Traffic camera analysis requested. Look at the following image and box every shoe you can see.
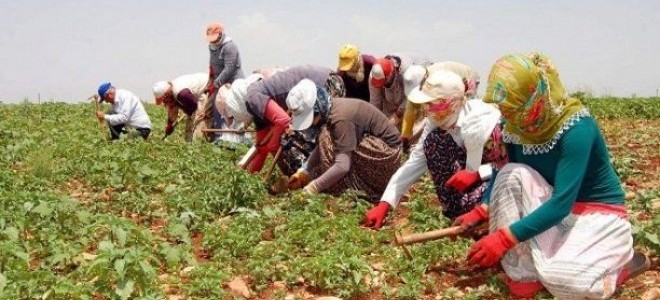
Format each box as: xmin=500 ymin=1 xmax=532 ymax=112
xmin=617 ymin=251 xmax=651 ymax=286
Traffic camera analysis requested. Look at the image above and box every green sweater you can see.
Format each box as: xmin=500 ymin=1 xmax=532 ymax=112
xmin=483 ymin=116 xmax=624 ymax=242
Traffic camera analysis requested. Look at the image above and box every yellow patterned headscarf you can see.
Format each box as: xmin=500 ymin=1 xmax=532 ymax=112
xmin=484 ymin=53 xmax=585 ymax=146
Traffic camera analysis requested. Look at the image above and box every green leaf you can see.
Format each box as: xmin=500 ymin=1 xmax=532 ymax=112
xmin=98 ymin=240 xmax=114 ymax=252
xmin=0 ymin=273 xmax=7 ymax=294
xmin=76 ymin=211 xmax=92 ymax=224
xmin=114 ymin=259 xmax=126 ymax=280
xmin=3 ymin=227 xmax=19 ymax=242
xmin=23 ymin=202 xmax=34 ymax=212
xmin=139 ymin=260 xmax=156 ymax=277
xmin=645 ymin=231 xmax=659 ymax=246
xmin=115 ymin=279 xmax=135 ymax=300
xmin=140 ymin=166 xmax=156 ymax=177
xmin=32 ymin=201 xmax=53 ymax=216
xmin=167 ymin=223 xmax=190 ymax=244
xmin=164 ymin=184 xmax=177 ymax=194
xmin=113 ymin=227 xmax=127 ymax=247
xmin=262 ymin=207 xmax=277 ymax=218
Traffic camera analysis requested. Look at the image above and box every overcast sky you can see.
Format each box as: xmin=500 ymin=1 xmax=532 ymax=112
xmin=1 ymin=0 xmax=659 ymax=103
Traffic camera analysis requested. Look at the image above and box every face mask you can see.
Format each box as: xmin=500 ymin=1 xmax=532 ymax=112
xmin=426 ymin=98 xmax=463 ymax=130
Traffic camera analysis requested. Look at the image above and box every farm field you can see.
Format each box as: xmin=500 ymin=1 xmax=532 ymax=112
xmin=0 ymin=98 xmax=658 ymax=299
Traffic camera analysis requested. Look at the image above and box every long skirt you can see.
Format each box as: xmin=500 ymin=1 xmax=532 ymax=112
xmin=312 ymin=127 xmax=402 ymax=201
xmin=490 ymin=163 xmax=633 ymax=299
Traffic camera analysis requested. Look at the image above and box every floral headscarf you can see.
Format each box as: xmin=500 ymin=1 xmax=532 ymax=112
xmin=484 ymin=53 xmax=587 ymax=153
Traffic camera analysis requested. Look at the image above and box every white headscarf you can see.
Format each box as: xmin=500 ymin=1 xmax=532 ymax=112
xmin=223 ymin=74 xmax=263 ymax=123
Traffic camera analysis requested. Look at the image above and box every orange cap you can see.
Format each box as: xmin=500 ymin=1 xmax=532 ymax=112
xmin=205 ymin=22 xmax=224 ymax=43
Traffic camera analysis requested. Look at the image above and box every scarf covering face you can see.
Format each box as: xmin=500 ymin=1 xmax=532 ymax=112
xmin=484 ymin=53 xmax=584 ymax=146
xmin=427 ymin=97 xmax=465 ymax=130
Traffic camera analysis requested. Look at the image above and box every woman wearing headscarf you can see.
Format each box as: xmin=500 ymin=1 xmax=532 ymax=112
xmin=369 ymin=54 xmax=429 ymax=148
xmin=153 ymin=73 xmax=209 ymax=142
xmin=336 ymin=44 xmax=377 ymax=101
xmin=222 ymin=65 xmax=344 ymax=173
xmin=286 ymin=80 xmax=402 ymax=201
xmin=458 ymin=53 xmax=646 ymax=299
xmin=400 ymin=61 xmax=481 ymax=149
xmin=363 ymin=67 xmax=505 ymax=229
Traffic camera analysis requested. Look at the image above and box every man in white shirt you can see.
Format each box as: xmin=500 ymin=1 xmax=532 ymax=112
xmin=96 ymin=82 xmax=152 ymax=140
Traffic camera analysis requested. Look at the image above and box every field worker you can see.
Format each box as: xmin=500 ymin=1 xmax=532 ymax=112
xmin=96 ymin=82 xmax=152 ymax=140
xmin=400 ymin=61 xmax=481 ymax=149
xmin=234 ymin=67 xmax=317 ymax=176
xmin=364 ymin=69 xmax=505 ymax=229
xmin=153 ymin=73 xmax=209 ymax=142
xmin=204 ymin=22 xmax=245 ymax=141
xmin=236 ymin=65 xmax=345 ymax=173
xmin=369 ymin=54 xmax=429 ymax=146
xmin=457 ymin=53 xmax=648 ymax=299
xmin=212 ymin=83 xmax=253 ymax=146
xmin=286 ymin=80 xmax=403 ymax=200
xmin=336 ymin=44 xmax=376 ymax=101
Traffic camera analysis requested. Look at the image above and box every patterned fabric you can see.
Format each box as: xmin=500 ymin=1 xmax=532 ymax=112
xmin=489 ymin=163 xmax=633 ymax=299
xmin=277 ymin=127 xmax=318 ymax=176
xmin=484 ymin=53 xmax=584 ymax=151
xmin=312 ymin=127 xmax=402 ymax=201
xmin=325 ymin=74 xmax=346 ymax=98
xmin=313 ymin=87 xmax=331 ymax=120
xmin=423 ymin=125 xmax=506 ymax=219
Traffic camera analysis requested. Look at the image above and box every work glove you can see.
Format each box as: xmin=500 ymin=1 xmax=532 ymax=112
xmin=363 ymin=201 xmax=391 ymax=229
xmin=445 ymin=169 xmax=481 ymax=193
xmin=287 ymin=171 xmax=310 ymax=190
xmin=452 ymin=204 xmax=488 ymax=231
xmin=165 ymin=122 xmax=174 ymax=136
xmin=467 ymin=228 xmax=516 ymax=268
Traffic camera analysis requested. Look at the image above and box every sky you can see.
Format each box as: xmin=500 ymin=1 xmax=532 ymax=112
xmin=0 ymin=0 xmax=659 ymax=103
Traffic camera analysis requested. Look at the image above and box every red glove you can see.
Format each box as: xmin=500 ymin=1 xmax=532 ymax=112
xmin=467 ymin=228 xmax=516 ymax=268
xmin=363 ymin=202 xmax=391 ymax=229
xmin=165 ymin=122 xmax=174 ymax=135
xmin=445 ymin=169 xmax=481 ymax=193
xmin=452 ymin=205 xmax=488 ymax=230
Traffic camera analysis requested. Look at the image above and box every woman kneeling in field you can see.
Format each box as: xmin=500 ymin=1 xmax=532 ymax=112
xmin=286 ymin=79 xmax=403 ymax=201
xmin=363 ymin=64 xmax=506 ymax=228
xmin=457 ymin=53 xmax=648 ymax=298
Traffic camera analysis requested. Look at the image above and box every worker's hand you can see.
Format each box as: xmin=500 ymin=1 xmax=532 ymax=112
xmin=362 ymin=201 xmax=391 ymax=229
xmin=467 ymin=228 xmax=516 ymax=268
xmin=95 ymin=111 xmax=105 ymax=120
xmin=288 ymin=171 xmax=310 ymax=190
xmin=389 ymin=114 xmax=400 ymax=126
xmin=204 ymin=80 xmax=215 ymax=96
xmin=445 ymin=169 xmax=481 ymax=193
xmin=452 ymin=204 xmax=488 ymax=231
xmin=303 ymin=181 xmax=319 ymax=195
xmin=165 ymin=123 xmax=174 ymax=135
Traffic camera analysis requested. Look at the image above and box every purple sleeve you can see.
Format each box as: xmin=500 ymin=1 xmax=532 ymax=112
xmin=313 ymin=152 xmax=352 ymax=191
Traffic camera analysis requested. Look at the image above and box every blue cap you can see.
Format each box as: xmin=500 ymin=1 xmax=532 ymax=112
xmin=97 ymin=82 xmax=112 ymax=100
